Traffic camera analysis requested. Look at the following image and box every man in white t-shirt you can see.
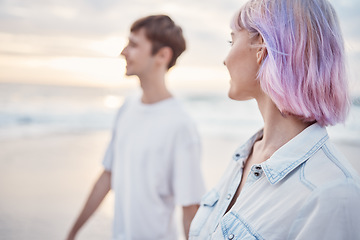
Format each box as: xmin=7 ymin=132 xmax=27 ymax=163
xmin=66 ymin=15 xmax=206 ymax=240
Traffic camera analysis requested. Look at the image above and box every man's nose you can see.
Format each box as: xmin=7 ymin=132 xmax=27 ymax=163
xmin=120 ymin=46 xmax=127 ymax=57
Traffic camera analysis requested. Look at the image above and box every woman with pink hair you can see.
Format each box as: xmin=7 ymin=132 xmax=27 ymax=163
xmin=189 ymin=0 xmax=360 ymax=239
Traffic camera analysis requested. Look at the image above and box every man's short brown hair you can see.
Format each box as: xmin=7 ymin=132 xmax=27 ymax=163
xmin=130 ymin=15 xmax=186 ymax=69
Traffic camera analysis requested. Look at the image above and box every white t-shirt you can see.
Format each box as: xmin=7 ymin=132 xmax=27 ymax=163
xmin=103 ymin=94 xmax=206 ymax=240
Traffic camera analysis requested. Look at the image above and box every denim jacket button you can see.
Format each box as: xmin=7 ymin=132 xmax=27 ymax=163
xmin=226 ymin=194 xmax=232 ymax=200
xmin=228 ymin=234 xmax=234 ymax=239
xmin=234 ymin=153 xmax=241 ymax=160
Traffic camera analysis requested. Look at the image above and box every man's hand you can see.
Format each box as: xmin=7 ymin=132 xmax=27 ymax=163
xmin=65 ymin=170 xmax=111 ymax=240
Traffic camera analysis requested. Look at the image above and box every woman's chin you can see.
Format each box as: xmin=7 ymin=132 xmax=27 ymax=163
xmin=228 ymin=92 xmax=241 ymax=101
xmin=228 ymin=91 xmax=252 ymax=101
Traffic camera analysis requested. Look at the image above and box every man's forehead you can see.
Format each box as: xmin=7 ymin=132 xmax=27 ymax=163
xmin=128 ymin=28 xmax=147 ymax=40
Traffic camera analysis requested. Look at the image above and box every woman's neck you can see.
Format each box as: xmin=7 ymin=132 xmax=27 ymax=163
xmin=255 ymin=94 xmax=311 ymax=161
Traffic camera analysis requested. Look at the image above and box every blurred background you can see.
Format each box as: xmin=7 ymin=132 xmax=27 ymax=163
xmin=0 ymin=0 xmax=359 ymax=239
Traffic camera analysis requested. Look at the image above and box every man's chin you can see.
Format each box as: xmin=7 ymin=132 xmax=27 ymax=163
xmin=125 ymin=72 xmax=134 ymax=76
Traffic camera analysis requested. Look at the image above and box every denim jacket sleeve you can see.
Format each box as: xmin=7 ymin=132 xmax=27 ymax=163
xmin=288 ymin=179 xmax=360 ymax=240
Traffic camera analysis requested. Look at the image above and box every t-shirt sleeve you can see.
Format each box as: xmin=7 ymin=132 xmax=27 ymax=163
xmin=172 ymin=122 xmax=207 ymax=206
xmin=102 ymin=133 xmax=115 ymax=171
xmin=102 ymin=98 xmax=129 ymax=171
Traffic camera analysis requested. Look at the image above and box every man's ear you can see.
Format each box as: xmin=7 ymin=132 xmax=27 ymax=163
xmin=156 ymin=46 xmax=173 ymax=67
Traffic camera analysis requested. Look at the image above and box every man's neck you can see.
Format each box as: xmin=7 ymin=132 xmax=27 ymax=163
xmin=141 ymin=88 xmax=172 ymax=104
xmin=139 ymin=74 xmax=172 ymax=104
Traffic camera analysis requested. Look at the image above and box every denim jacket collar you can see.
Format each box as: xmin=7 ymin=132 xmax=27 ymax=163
xmin=232 ymin=129 xmax=264 ymax=166
xmin=233 ymin=123 xmax=329 ymax=185
xmin=263 ymin=123 xmax=329 ymax=184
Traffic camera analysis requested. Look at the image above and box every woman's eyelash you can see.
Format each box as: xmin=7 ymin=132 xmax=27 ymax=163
xmin=228 ymin=40 xmax=233 ymax=46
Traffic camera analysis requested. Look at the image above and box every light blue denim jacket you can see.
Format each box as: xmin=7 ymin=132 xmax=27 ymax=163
xmin=189 ymin=123 xmax=360 ymax=240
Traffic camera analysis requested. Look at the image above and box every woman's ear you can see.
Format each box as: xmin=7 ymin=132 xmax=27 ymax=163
xmin=256 ymin=35 xmax=267 ymax=65
xmin=256 ymin=47 xmax=267 ymax=64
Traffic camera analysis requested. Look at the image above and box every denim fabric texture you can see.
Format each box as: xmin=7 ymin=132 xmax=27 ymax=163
xmin=189 ymin=123 xmax=360 ymax=240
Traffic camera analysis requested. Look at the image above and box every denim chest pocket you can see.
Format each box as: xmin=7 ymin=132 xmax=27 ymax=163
xmin=189 ymin=189 xmax=220 ymax=237
xmin=214 ymin=212 xmax=264 ymax=240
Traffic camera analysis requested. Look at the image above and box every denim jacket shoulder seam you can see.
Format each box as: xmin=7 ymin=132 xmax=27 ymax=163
xmin=299 ymin=162 xmax=316 ymax=190
xmin=322 ymin=144 xmax=352 ymax=179
xmin=265 ymin=134 xmax=329 ymax=184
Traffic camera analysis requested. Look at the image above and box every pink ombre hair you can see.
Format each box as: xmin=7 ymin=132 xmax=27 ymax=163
xmin=231 ymin=0 xmax=349 ymax=126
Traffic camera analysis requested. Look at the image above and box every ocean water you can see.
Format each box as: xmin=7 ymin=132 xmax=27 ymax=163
xmin=0 ymin=82 xmax=359 ymax=240
xmin=0 ymin=83 xmax=121 ymax=138
xmin=0 ymin=82 xmax=359 ymax=143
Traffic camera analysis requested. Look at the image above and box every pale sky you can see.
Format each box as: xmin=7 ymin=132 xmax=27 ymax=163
xmin=0 ymin=0 xmax=359 ymax=94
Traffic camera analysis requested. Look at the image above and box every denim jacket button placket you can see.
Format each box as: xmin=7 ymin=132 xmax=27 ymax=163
xmin=254 ymin=165 xmax=263 ymax=176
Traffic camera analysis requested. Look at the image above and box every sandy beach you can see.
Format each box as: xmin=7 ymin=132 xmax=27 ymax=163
xmin=0 ymin=130 xmax=359 ymax=240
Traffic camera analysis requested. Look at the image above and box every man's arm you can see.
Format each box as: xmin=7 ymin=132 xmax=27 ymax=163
xmin=182 ymin=204 xmax=200 ymax=240
xmin=66 ymin=170 xmax=111 ymax=240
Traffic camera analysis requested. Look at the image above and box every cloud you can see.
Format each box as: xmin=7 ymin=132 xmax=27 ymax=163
xmin=2 ymin=0 xmax=356 ymax=58
xmin=0 ymin=0 xmax=239 ymax=65
xmin=0 ymin=0 xmax=359 ymax=91
xmin=330 ymin=0 xmax=360 ymax=39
